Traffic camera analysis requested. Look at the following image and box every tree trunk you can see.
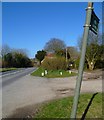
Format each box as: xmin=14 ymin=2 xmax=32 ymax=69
xmin=88 ymin=61 xmax=94 ymax=70
xmin=39 ymin=61 xmax=41 ymax=65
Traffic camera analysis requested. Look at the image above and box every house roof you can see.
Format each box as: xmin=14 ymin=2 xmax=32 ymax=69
xmin=46 ymin=53 xmax=55 ymax=57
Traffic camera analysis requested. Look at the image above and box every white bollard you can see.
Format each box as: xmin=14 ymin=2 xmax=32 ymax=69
xmin=60 ymin=72 xmax=63 ymax=75
xmin=69 ymin=70 xmax=72 ymax=74
xmin=41 ymin=72 xmax=44 ymax=77
xmin=70 ymin=64 xmax=73 ymax=67
xmin=45 ymin=70 xmax=48 ymax=75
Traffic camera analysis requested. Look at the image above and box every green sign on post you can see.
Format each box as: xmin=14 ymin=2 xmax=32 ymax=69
xmin=90 ymin=10 xmax=100 ymax=34
xmin=70 ymin=2 xmax=100 ymax=119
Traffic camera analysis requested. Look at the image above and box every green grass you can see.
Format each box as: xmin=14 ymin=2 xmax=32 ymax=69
xmin=0 ymin=68 xmax=17 ymax=72
xmin=31 ymin=67 xmax=77 ymax=78
xmin=34 ymin=93 xmax=103 ymax=118
xmin=31 ymin=67 xmax=45 ymax=76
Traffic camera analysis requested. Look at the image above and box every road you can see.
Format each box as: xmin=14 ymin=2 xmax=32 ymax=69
xmin=1 ymin=67 xmax=36 ymax=118
xmin=1 ymin=68 xmax=102 ymax=118
xmin=1 ymin=67 xmax=36 ymax=88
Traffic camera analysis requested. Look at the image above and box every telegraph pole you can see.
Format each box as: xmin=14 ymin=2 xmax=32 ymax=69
xmin=70 ymin=2 xmax=93 ymax=119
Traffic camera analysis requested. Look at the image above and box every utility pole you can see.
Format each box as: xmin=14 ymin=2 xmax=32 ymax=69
xmin=70 ymin=2 xmax=93 ymax=119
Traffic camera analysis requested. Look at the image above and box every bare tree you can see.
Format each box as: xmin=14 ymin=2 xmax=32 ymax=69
xmin=85 ymin=44 xmax=101 ymax=70
xmin=78 ymin=31 xmax=102 ymax=51
xmin=44 ymin=38 xmax=66 ymax=53
xmin=67 ymin=46 xmax=79 ymax=60
xmin=1 ymin=44 xmax=29 ymax=57
xmin=1 ymin=44 xmax=11 ymax=57
xmin=12 ymin=48 xmax=29 ymax=57
xmin=78 ymin=32 xmax=103 ymax=70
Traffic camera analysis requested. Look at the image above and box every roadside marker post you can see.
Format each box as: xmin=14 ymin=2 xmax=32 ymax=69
xmin=70 ymin=2 xmax=97 ymax=119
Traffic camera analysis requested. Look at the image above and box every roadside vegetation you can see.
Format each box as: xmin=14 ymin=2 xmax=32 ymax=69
xmin=78 ymin=32 xmax=104 ymax=70
xmin=31 ymin=67 xmax=77 ymax=78
xmin=33 ymin=34 xmax=104 ymax=78
xmin=34 ymin=93 xmax=103 ymax=118
xmin=0 ymin=45 xmax=34 ymax=69
xmin=0 ymin=68 xmax=17 ymax=72
xmin=35 ymin=33 xmax=104 ymax=71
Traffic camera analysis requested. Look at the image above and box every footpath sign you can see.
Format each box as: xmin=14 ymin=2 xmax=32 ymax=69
xmin=90 ymin=10 xmax=100 ymax=34
xmin=70 ymin=2 xmax=100 ymax=119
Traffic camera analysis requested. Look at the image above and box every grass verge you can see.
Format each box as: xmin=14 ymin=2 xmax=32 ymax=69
xmin=31 ymin=67 xmax=77 ymax=78
xmin=0 ymin=68 xmax=17 ymax=72
xmin=34 ymin=93 xmax=103 ymax=118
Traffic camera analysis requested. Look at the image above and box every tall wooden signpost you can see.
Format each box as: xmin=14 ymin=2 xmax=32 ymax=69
xmin=70 ymin=2 xmax=99 ymax=119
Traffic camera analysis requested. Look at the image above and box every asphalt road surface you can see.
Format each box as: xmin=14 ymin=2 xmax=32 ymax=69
xmin=1 ymin=67 xmax=36 ymax=118
xmin=1 ymin=69 xmax=102 ymax=118
xmin=1 ymin=67 xmax=36 ymax=88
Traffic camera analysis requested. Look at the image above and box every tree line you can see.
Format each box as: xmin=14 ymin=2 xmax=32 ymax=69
xmin=35 ymin=33 xmax=104 ymax=70
xmin=1 ymin=45 xmax=33 ymax=68
xmin=1 ymin=32 xmax=103 ymax=70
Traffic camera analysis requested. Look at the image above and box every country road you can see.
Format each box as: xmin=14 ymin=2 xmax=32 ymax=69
xmin=1 ymin=67 xmax=37 ymax=118
xmin=1 ymin=69 xmax=102 ymax=118
xmin=1 ymin=67 xmax=37 ymax=88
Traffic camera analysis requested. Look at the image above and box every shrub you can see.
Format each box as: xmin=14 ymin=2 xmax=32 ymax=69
xmin=41 ymin=57 xmax=67 ymax=70
xmin=74 ymin=57 xmax=87 ymax=70
xmin=2 ymin=52 xmax=33 ymax=68
xmin=74 ymin=58 xmax=80 ymax=69
xmin=95 ymin=60 xmax=104 ymax=69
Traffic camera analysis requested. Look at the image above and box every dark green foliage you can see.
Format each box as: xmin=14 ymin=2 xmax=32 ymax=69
xmin=74 ymin=57 xmax=87 ymax=70
xmin=74 ymin=57 xmax=80 ymax=69
xmin=2 ymin=52 xmax=33 ymax=68
xmin=35 ymin=50 xmax=46 ymax=65
xmin=3 ymin=53 xmax=13 ymax=67
xmin=55 ymin=49 xmax=70 ymax=59
xmin=13 ymin=53 xmax=33 ymax=68
xmin=95 ymin=60 xmax=104 ymax=69
xmin=41 ymin=57 xmax=67 ymax=70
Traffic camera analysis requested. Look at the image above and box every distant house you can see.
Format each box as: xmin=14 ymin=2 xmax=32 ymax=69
xmin=41 ymin=53 xmax=55 ymax=63
xmin=45 ymin=53 xmax=55 ymax=59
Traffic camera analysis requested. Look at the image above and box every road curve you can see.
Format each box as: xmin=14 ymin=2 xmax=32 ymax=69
xmin=2 ymin=67 xmax=36 ymax=88
xmin=1 ymin=69 xmax=102 ymax=118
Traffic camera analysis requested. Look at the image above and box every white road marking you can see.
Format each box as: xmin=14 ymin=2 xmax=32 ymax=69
xmin=0 ymin=68 xmax=36 ymax=78
xmin=0 ymin=69 xmax=24 ymax=78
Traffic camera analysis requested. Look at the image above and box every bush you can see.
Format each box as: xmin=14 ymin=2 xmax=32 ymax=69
xmin=74 ymin=57 xmax=88 ymax=70
xmin=95 ymin=60 xmax=104 ymax=69
xmin=2 ymin=52 xmax=33 ymax=68
xmin=74 ymin=58 xmax=80 ymax=69
xmin=41 ymin=57 xmax=67 ymax=70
